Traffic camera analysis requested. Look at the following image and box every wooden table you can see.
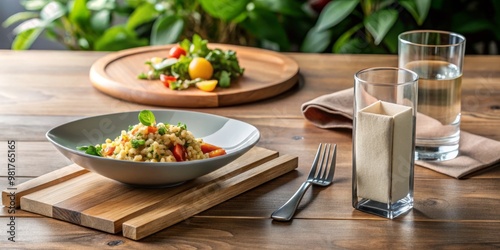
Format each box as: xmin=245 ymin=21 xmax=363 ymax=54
xmin=1 ymin=50 xmax=499 ymax=249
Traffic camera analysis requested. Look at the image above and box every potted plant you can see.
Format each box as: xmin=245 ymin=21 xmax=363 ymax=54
xmin=2 ymin=0 xmax=313 ymax=51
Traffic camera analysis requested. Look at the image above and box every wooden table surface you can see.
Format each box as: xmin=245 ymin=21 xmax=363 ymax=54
xmin=1 ymin=50 xmax=499 ymax=249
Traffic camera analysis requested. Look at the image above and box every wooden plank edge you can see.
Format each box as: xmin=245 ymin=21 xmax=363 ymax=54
xmin=2 ymin=164 xmax=89 ymax=208
xmin=20 ymin=196 xmax=54 ymax=218
xmin=122 ymin=154 xmax=298 ymax=240
xmin=0 ymin=207 xmax=41 ymax=217
xmin=80 ymin=147 xmax=279 ymax=233
xmin=20 ymin=173 xmax=99 ymax=218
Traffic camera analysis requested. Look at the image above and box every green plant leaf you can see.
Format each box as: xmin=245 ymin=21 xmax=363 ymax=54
xmin=399 ymin=0 xmax=430 ymax=25
xmin=69 ymin=0 xmax=91 ymax=26
xmin=126 ymin=2 xmax=159 ymax=30
xmin=150 ymin=15 xmax=184 ymax=45
xmin=40 ymin=1 xmax=65 ymax=22
xmin=253 ymin=0 xmax=306 ymax=17
xmin=124 ymin=0 xmax=145 ymax=8
xmin=333 ymin=23 xmax=363 ymax=53
xmin=199 ymin=0 xmax=249 ymax=21
xmin=12 ymin=27 xmax=44 ymax=50
xmin=316 ymin=0 xmax=359 ymax=32
xmin=240 ymin=8 xmax=290 ymax=51
xmin=90 ymin=10 xmax=111 ymax=33
xmin=364 ymin=9 xmax=398 ymax=45
xmin=376 ymin=0 xmax=396 ymax=10
xmin=334 ymin=37 xmax=366 ymax=54
xmin=87 ymin=0 xmax=116 ymax=10
xmin=2 ymin=12 xmax=39 ymax=28
xmin=78 ymin=37 xmax=90 ymax=49
xmin=21 ymin=0 xmax=52 ymax=11
xmin=15 ymin=2 xmax=65 ymax=51
xmin=382 ymin=19 xmax=405 ymax=54
xmin=415 ymin=0 xmax=431 ymax=23
xmin=13 ymin=18 xmax=43 ymax=34
xmin=300 ymin=26 xmax=333 ymax=53
xmin=95 ymin=25 xmax=148 ymax=51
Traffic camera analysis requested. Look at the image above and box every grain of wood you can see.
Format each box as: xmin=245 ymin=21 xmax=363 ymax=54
xmin=79 ymin=147 xmax=279 ymax=233
xmin=89 ymin=44 xmax=299 ymax=107
xmin=122 ymin=154 xmax=298 ymax=240
xmin=3 ymin=147 xmax=282 ymax=234
xmin=1 ymin=50 xmax=500 ymax=248
xmin=6 ymin=217 xmax=500 ymax=249
xmin=1 ymin=164 xmax=88 ymax=208
xmin=20 ymin=173 xmax=102 ymax=217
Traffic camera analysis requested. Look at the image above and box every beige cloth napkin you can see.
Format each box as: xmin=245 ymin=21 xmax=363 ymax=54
xmin=302 ymin=88 xmax=500 ymax=179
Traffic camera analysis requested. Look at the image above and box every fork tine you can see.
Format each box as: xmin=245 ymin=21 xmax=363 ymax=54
xmin=308 ymin=143 xmax=323 ymax=179
xmin=314 ymin=143 xmax=328 ymax=180
xmin=317 ymin=143 xmax=331 ymax=180
xmin=326 ymin=144 xmax=337 ymax=181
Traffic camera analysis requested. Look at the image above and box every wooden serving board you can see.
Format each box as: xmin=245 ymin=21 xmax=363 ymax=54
xmin=2 ymin=147 xmax=297 ymax=240
xmin=90 ymin=44 xmax=300 ymax=107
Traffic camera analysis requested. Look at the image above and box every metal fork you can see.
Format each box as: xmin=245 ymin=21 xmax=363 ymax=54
xmin=271 ymin=143 xmax=337 ymax=221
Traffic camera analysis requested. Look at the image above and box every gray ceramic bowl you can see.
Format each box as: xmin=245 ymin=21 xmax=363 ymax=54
xmin=46 ymin=110 xmax=260 ymax=187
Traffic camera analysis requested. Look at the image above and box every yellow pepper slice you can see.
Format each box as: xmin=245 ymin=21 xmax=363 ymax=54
xmin=196 ymin=80 xmax=218 ymax=92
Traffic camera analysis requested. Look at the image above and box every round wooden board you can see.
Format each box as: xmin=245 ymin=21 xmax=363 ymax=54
xmin=89 ymin=44 xmax=300 ymax=108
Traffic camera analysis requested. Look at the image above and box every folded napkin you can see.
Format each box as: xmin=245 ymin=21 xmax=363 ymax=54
xmin=302 ymin=88 xmax=500 ymax=179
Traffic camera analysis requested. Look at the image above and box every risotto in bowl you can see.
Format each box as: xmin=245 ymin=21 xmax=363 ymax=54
xmin=99 ymin=121 xmax=209 ymax=162
xmin=46 ymin=110 xmax=260 ymax=187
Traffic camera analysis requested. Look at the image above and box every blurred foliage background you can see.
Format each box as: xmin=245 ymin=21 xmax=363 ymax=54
xmin=3 ymin=0 xmax=500 ymax=54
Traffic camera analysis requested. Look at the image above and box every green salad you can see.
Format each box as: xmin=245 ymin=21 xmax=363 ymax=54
xmin=138 ymin=35 xmax=244 ymax=91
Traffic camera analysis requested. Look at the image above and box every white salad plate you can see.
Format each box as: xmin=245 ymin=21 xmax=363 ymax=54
xmin=46 ymin=110 xmax=260 ymax=187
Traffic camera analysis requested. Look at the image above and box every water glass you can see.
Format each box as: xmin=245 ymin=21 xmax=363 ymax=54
xmin=398 ymin=30 xmax=466 ymax=161
xmin=352 ymin=67 xmax=418 ymax=219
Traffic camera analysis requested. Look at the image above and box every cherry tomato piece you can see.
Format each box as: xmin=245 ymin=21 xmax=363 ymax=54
xmin=200 ymin=142 xmax=222 ymax=154
xmin=160 ymin=74 xmax=177 ymax=88
xmin=103 ymin=146 xmax=116 ymax=156
xmin=147 ymin=126 xmax=158 ymax=134
xmin=169 ymin=45 xmax=186 ymax=59
xmin=172 ymin=144 xmax=186 ymax=162
xmin=208 ymin=148 xmax=226 ymax=158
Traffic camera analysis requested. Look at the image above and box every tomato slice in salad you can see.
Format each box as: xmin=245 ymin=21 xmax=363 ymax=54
xmin=103 ymin=146 xmax=116 ymax=156
xmin=147 ymin=126 xmax=158 ymax=134
xmin=208 ymin=148 xmax=226 ymax=158
xmin=160 ymin=74 xmax=177 ymax=88
xmin=168 ymin=45 xmax=186 ymax=59
xmin=201 ymin=143 xmax=222 ymax=154
xmin=172 ymin=144 xmax=186 ymax=162
xmin=201 ymin=143 xmax=227 ymax=158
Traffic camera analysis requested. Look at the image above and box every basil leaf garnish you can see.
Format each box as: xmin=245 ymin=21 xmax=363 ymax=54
xmin=138 ymin=110 xmax=155 ymax=126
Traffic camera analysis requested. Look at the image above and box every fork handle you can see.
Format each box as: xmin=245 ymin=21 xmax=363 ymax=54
xmin=271 ymin=181 xmax=312 ymax=221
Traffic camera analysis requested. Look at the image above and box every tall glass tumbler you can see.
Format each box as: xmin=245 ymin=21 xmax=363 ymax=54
xmin=398 ymin=30 xmax=466 ymax=161
xmin=352 ymin=67 xmax=418 ymax=219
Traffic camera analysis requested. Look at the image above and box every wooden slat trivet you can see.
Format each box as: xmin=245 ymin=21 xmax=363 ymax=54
xmin=1 ymin=147 xmax=298 ymax=240
xmin=76 ymin=146 xmax=278 ymax=233
xmin=123 ymin=154 xmax=298 ymax=240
